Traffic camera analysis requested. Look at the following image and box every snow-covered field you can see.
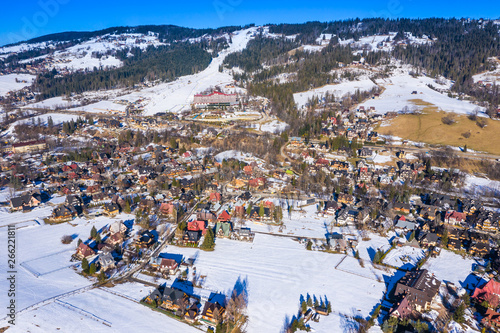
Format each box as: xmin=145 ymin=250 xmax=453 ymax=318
xmin=164 ymin=234 xmax=386 ymax=332
xmin=464 ymin=174 xmax=500 ymax=196
xmin=5 ymin=287 xmax=201 ymax=333
xmin=23 ymin=96 xmax=80 ymax=110
xmin=423 ymin=250 xmax=479 ymax=289
xmin=214 ymin=150 xmax=265 ymax=165
xmin=247 ymin=119 xmax=289 ymax=134
xmin=69 ymin=100 xmax=128 ymax=114
xmin=293 ymin=78 xmax=377 ymax=109
xmin=382 ymin=246 xmax=425 ymax=270
xmin=363 ymin=72 xmax=484 ymax=116
xmin=1 ymin=113 xmax=80 ymax=137
xmin=0 ymin=73 xmax=35 ymax=97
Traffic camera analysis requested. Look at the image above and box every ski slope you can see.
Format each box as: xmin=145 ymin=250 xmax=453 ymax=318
xmin=119 ymin=27 xmax=259 ymax=115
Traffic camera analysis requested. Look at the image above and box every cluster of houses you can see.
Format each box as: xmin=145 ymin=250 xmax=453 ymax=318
xmin=73 ymin=220 xmax=131 ymax=272
xmin=319 ymin=106 xmax=384 ymax=143
xmin=144 ymin=285 xmax=227 ymax=325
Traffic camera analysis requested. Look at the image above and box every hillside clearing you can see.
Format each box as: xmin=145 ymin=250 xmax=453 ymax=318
xmin=376 ymin=102 xmax=500 ymax=155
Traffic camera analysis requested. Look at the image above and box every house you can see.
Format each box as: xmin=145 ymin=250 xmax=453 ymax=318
xmin=394 ymin=202 xmax=411 ymax=214
xmin=395 ymin=216 xmax=418 ymax=231
xmin=12 ymin=140 xmax=47 ymax=153
xmin=75 ymin=242 xmax=96 ymax=260
xmin=337 ymin=193 xmax=355 ymax=205
xmin=98 ymin=252 xmax=115 ymax=271
xmin=10 ymin=193 xmax=42 ymax=211
xmin=184 ymin=304 xmax=199 ymax=323
xmin=136 ymin=231 xmax=155 ymax=247
xmin=103 ymin=202 xmax=120 ymax=216
xmin=417 ymin=232 xmax=439 ymax=248
xmin=389 ymin=295 xmax=413 ymax=320
xmin=201 ymin=301 xmax=225 ymax=324
xmin=210 ymin=192 xmax=222 ymax=203
xmin=183 ymin=230 xmax=201 ymax=244
xmin=150 ymin=257 xmax=181 ymax=275
xmin=234 ymin=228 xmax=255 ymax=242
xmin=187 ymin=220 xmax=207 ymax=235
xmin=473 ymin=279 xmax=500 ymax=306
xmin=393 ymin=269 xmax=441 ymax=313
xmin=106 ymin=232 xmax=124 ymax=246
xmin=217 ymin=210 xmax=231 ymax=222
xmin=323 ymin=201 xmax=338 ymax=216
xmin=215 ymin=222 xmax=232 ymax=238
xmin=419 ymin=205 xmax=438 ymax=221
xmin=51 ymin=204 xmax=78 ymax=221
xmin=109 ymin=220 xmax=127 ymax=235
xmin=481 ymin=308 xmax=500 ymax=330
xmin=158 ymin=287 xmax=188 ymax=312
xmin=445 ymin=211 xmax=467 ymax=225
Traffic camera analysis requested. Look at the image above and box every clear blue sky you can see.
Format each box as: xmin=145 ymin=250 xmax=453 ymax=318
xmin=1 ymin=0 xmax=499 ymax=46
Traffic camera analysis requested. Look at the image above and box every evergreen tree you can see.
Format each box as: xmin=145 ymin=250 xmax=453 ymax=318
xmin=307 ymin=293 xmax=312 ymax=307
xmin=246 ymin=204 xmax=252 ymax=216
xmin=98 ymin=270 xmax=106 ymax=283
xmin=47 ymin=116 xmax=54 ymax=128
xmin=201 ymin=228 xmax=215 ymax=250
xmin=301 ymin=300 xmax=307 ymax=313
xmin=90 ymin=226 xmax=97 ymax=239
xmin=82 ymin=257 xmax=89 ymax=273
xmin=306 ymin=294 xmax=312 ymax=307
xmin=89 ymin=262 xmax=96 ymax=275
xmin=124 ymin=200 xmax=131 ymax=214
xmin=259 ymin=204 xmax=265 ymax=217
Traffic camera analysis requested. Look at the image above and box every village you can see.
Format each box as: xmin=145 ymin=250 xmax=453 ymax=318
xmin=0 ymin=82 xmax=499 ymax=333
xmin=1 ymin=19 xmax=500 ymax=333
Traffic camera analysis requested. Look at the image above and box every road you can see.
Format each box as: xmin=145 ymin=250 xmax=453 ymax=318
xmin=112 ymin=197 xmax=206 ymax=282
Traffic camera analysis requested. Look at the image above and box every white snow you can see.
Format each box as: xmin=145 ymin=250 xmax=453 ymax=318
xmin=293 ymin=78 xmax=378 ymax=109
xmin=464 ymin=174 xmax=500 ymax=196
xmin=423 ymin=250 xmax=478 ymax=289
xmin=0 ymin=73 xmax=35 ymax=97
xmin=69 ymin=100 xmax=128 ymax=114
xmin=23 ymin=96 xmax=79 ymax=110
xmin=1 ymin=113 xmax=81 ymax=137
xmin=382 ymin=246 xmax=425 ymax=269
xmin=363 ymin=72 xmax=484 ymax=116
xmin=164 ymin=234 xmax=386 ymax=332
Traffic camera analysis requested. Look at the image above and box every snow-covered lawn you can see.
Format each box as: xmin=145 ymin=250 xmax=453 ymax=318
xmin=0 ymin=212 xmax=134 ymax=312
xmin=382 ymin=246 xmax=425 ymax=270
xmin=164 ymin=234 xmax=386 ymax=332
xmin=356 ymin=234 xmax=392 ymax=262
xmin=422 ymin=250 xmax=479 ymax=289
xmin=464 ymin=174 xmax=500 ymax=196
xmin=0 ymin=73 xmax=35 ymax=97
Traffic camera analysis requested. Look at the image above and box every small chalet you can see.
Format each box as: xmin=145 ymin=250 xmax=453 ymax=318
xmin=104 ymin=202 xmax=120 ymax=216
xmin=75 ymin=242 xmax=96 ymax=260
xmin=10 ymin=193 xmax=42 ymax=211
xmin=201 ymin=301 xmax=225 ymax=324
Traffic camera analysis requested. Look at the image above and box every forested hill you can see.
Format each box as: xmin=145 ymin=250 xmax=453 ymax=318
xmin=4 ymin=24 xmax=247 ymax=46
